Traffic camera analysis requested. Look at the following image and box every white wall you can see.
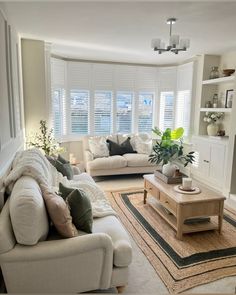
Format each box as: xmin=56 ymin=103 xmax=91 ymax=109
xmin=21 ymin=39 xmax=50 ymax=136
xmin=0 ymin=7 xmax=24 ymax=178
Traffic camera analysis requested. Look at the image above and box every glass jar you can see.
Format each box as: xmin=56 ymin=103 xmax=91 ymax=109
xmin=205 ymin=101 xmax=212 ymax=108
xmin=213 ymin=94 xmax=218 ymax=108
xmin=209 ymin=66 xmax=220 ymax=79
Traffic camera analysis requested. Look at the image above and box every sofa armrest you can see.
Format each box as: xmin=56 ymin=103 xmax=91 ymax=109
xmin=0 ymin=233 xmax=113 ymax=292
xmin=84 ymin=150 xmax=94 ymax=162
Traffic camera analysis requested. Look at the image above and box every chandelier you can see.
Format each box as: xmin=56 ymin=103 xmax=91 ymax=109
xmin=151 ymin=18 xmax=190 ymax=54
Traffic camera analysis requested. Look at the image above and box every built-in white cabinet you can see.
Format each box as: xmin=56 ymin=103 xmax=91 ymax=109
xmin=191 ymin=136 xmax=227 ymax=191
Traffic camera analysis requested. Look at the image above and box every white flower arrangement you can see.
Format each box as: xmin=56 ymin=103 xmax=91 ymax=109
xmin=203 ymin=112 xmax=224 ymax=123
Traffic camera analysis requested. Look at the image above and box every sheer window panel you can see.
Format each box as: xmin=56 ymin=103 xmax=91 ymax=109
xmin=70 ymin=90 xmax=89 ymax=135
xmin=116 ymin=92 xmax=133 ymax=134
xmin=94 ymin=91 xmax=113 ymax=135
xmin=138 ymin=92 xmax=154 ymax=133
xmin=159 ymin=91 xmax=174 ymax=131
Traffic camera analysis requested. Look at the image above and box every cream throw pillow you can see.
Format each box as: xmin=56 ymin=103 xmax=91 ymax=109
xmin=135 ymin=136 xmax=153 ymax=155
xmin=88 ymin=137 xmax=109 ymax=158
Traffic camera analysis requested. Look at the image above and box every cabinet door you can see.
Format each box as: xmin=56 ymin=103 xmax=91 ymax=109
xmin=192 ymin=139 xmax=210 ymax=177
xmin=209 ymin=143 xmax=226 ymax=186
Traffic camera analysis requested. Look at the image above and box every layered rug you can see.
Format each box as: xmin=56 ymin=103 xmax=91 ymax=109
xmin=106 ymin=190 xmax=236 ymax=294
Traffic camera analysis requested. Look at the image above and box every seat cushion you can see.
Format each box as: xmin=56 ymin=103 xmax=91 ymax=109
xmin=88 ymin=156 xmax=127 ymax=170
xmin=123 ymin=153 xmax=155 ymax=167
xmin=9 ymin=176 xmax=49 ymax=245
xmin=93 ymin=215 xmax=132 ymax=267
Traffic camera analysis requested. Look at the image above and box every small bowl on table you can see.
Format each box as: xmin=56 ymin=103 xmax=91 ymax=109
xmin=223 ymin=69 xmax=235 ymax=77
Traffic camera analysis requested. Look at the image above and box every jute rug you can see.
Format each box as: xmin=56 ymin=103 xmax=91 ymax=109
xmin=106 ymin=190 xmax=236 ymax=294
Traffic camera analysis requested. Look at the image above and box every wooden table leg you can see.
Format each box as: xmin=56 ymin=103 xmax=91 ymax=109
xmin=176 ymin=204 xmax=184 ymax=240
xmin=218 ymin=200 xmax=224 ymax=234
xmin=144 ymin=189 xmax=147 ymax=204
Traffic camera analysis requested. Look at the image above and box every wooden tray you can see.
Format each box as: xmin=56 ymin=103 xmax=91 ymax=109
xmin=154 ymin=169 xmax=187 ymax=184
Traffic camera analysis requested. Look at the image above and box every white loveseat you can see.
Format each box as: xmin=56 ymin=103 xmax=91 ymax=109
xmin=0 ymin=159 xmax=132 ymax=293
xmin=83 ymin=133 xmax=156 ymax=177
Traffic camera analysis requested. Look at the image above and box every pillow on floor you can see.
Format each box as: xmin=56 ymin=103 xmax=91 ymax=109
xmin=59 ymin=183 xmax=93 ymax=233
xmin=106 ymin=137 xmax=136 ymax=156
xmin=41 ymin=184 xmax=77 ymax=238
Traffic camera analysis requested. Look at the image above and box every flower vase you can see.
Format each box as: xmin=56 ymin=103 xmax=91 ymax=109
xmin=207 ymin=123 xmax=218 ymax=136
xmin=162 ymin=162 xmax=178 ymax=177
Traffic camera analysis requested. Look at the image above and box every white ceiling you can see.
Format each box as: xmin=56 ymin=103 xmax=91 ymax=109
xmin=3 ymin=1 xmax=236 ymax=65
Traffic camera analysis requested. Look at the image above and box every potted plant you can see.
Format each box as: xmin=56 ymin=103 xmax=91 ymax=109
xmin=27 ymin=120 xmax=65 ymax=156
xmin=149 ymin=127 xmax=195 ymax=177
xmin=203 ymin=112 xmax=224 ymax=136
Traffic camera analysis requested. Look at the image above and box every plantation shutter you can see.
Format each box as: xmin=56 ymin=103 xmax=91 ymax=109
xmin=138 ymin=92 xmax=154 ymax=133
xmin=175 ymin=62 xmax=193 ymax=136
xmin=67 ymin=62 xmax=91 ymax=135
xmin=51 ymin=58 xmax=66 ymax=137
xmin=158 ymin=67 xmax=176 ymax=132
xmin=159 ymin=91 xmax=174 ymax=131
xmin=93 ymin=64 xmax=113 ymax=135
xmin=114 ymin=65 xmax=135 ymax=133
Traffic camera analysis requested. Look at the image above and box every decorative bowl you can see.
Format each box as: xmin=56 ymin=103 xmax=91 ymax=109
xmin=223 ymin=69 xmax=235 ymax=77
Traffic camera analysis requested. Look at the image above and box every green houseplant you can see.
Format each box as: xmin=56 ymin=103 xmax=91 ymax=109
xmin=27 ymin=120 xmax=65 ymax=156
xmin=149 ymin=127 xmax=195 ymax=177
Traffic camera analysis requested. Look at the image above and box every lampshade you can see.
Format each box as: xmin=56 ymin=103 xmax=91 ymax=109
xmin=180 ymin=39 xmax=190 ymax=49
xmin=170 ymin=35 xmax=180 ymax=47
xmin=151 ymin=38 xmax=161 ymax=49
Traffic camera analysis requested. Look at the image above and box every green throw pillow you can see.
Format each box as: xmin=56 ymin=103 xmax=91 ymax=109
xmin=58 ymin=154 xmax=69 ymax=164
xmin=59 ymin=183 xmax=93 ymax=233
xmin=47 ymin=156 xmax=74 ymax=180
xmin=59 ymin=182 xmax=73 ymax=200
xmin=55 ymin=161 xmax=74 ymax=180
xmin=67 ymin=189 xmax=93 ymax=233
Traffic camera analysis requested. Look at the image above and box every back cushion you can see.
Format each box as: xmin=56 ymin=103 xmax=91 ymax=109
xmin=9 ymin=176 xmax=49 ymax=245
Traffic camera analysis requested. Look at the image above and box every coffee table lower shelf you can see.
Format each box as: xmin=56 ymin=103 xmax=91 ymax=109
xmin=148 ymin=197 xmax=218 ymax=235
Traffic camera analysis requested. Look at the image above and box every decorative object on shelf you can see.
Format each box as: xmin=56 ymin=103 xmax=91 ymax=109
xmin=151 ymin=18 xmax=190 ymax=55
xmin=223 ymin=69 xmax=235 ymax=77
xmin=27 ymin=120 xmax=65 ymax=156
xmin=203 ymin=112 xmax=224 ymax=136
xmin=217 ymin=130 xmax=226 ymax=137
xmin=149 ymin=127 xmax=195 ymax=178
xmin=209 ymin=66 xmax=220 ymax=79
xmin=205 ymin=101 xmax=212 ymax=108
xmin=212 ymin=94 xmax=218 ymax=108
xmin=225 ymin=89 xmax=234 ymax=108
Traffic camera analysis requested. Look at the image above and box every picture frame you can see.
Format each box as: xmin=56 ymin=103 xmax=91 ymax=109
xmin=225 ymin=89 xmax=234 ymax=108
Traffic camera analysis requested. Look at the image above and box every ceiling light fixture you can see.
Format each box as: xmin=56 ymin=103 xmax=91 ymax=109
xmin=151 ymin=18 xmax=190 ymax=54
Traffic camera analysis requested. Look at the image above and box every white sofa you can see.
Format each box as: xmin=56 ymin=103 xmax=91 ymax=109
xmin=0 ymin=165 xmax=132 ymax=293
xmin=83 ymin=133 xmax=156 ymax=177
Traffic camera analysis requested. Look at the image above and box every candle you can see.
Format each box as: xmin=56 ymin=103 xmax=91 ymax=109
xmin=182 ymin=178 xmax=192 ymax=190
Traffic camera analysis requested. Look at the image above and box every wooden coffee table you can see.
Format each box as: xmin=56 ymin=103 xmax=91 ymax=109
xmin=143 ymin=174 xmax=226 ymax=240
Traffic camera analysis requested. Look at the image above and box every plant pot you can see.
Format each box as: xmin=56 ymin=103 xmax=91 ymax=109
xmin=207 ymin=123 xmax=219 ymax=136
xmin=162 ymin=162 xmax=178 ymax=177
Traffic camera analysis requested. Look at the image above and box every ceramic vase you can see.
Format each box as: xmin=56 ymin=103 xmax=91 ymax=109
xmin=207 ymin=123 xmax=218 ymax=136
xmin=162 ymin=162 xmax=178 ymax=177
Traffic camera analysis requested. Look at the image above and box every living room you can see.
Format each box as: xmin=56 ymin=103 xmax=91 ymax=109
xmin=0 ymin=1 xmax=236 ymax=294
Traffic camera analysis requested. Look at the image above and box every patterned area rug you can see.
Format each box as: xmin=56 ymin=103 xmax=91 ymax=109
xmin=107 ymin=190 xmax=236 ymax=294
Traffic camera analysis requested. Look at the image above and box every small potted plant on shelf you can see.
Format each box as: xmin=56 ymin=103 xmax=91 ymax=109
xmin=149 ymin=127 xmax=195 ymax=178
xmin=203 ymin=112 xmax=224 ymax=136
